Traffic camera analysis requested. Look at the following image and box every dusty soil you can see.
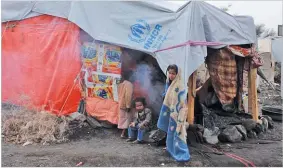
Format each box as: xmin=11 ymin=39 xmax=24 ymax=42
xmin=2 ymin=122 xmax=282 ymax=167
xmin=2 ymin=82 xmax=282 ymax=167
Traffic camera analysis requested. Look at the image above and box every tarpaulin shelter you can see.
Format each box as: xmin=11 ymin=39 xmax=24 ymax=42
xmin=2 ymin=1 xmax=258 ymax=124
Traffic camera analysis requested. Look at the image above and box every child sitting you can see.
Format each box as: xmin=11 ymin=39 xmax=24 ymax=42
xmin=127 ymin=97 xmax=152 ymax=144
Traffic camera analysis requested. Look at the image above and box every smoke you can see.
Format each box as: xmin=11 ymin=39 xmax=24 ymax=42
xmin=121 ymin=49 xmax=166 ymax=117
xmin=130 ymin=62 xmax=165 ymax=117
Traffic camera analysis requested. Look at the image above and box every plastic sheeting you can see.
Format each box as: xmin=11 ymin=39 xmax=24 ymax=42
xmin=86 ymin=97 xmax=119 ymax=124
xmin=2 ymin=15 xmax=82 ymax=115
xmin=1 ymin=1 xmax=257 ymax=85
xmin=271 ymin=37 xmax=283 ymax=62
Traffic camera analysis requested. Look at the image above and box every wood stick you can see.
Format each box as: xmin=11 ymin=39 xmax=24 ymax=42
xmin=187 ymin=71 xmax=197 ymax=124
xmin=248 ymin=66 xmax=259 ymax=122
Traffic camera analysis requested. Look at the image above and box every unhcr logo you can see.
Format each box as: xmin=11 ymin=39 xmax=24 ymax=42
xmin=128 ymin=19 xmax=151 ymax=43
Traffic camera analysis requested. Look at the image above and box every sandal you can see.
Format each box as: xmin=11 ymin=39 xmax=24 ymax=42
xmin=126 ymin=138 xmax=135 ymax=142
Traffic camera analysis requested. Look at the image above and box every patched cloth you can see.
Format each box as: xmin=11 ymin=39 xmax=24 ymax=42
xmin=206 ymin=48 xmax=237 ymax=106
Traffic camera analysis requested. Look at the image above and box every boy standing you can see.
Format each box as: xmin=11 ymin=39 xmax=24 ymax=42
xmin=118 ymin=72 xmax=134 ymax=138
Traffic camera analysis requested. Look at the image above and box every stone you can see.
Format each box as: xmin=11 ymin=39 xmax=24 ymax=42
xmin=261 ymin=115 xmax=274 ymax=129
xmin=218 ymin=126 xmax=242 ymax=143
xmin=203 ymin=127 xmax=220 ymax=145
xmin=22 ymin=141 xmax=33 ymax=146
xmin=235 ymin=125 xmax=247 ymax=141
xmin=247 ymin=131 xmax=257 ymax=139
xmin=260 ymin=117 xmax=268 ymax=132
xmin=253 ymin=123 xmax=264 ymax=134
xmin=241 ymin=119 xmax=257 ymax=132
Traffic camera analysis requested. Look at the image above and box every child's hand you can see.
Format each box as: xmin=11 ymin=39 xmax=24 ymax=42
xmin=139 ymin=124 xmax=145 ymax=129
xmin=129 ymin=122 xmax=135 ymax=127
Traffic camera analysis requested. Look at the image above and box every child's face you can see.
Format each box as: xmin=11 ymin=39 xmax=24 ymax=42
xmin=135 ymin=102 xmax=144 ymax=111
xmin=168 ymin=69 xmax=177 ymax=81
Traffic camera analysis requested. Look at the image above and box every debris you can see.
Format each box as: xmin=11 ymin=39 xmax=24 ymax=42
xmin=42 ymin=141 xmax=50 ymax=146
xmin=76 ymin=162 xmax=83 ymax=166
xmin=187 ymin=161 xmax=203 ymax=167
xmin=150 ymin=129 xmax=166 ymax=146
xmin=22 ymin=141 xmax=32 ymax=146
xmin=235 ymin=125 xmax=247 ymax=140
xmin=2 ymin=104 xmax=94 ymax=145
xmin=187 ymin=124 xmax=204 ymax=133
xmin=160 ymin=163 xmax=165 ymax=166
xmin=257 ymin=68 xmax=276 ymax=90
xmin=203 ymin=127 xmax=220 ymax=145
xmin=86 ymin=116 xmax=102 ymax=128
xmin=69 ymin=112 xmax=87 ymax=122
xmin=100 ymin=121 xmax=115 ymax=129
xmin=247 ymin=131 xmax=257 ymax=139
xmin=218 ymin=126 xmax=242 ymax=143
xmin=2 ymin=110 xmax=70 ymax=145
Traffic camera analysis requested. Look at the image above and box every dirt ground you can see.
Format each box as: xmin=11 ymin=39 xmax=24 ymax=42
xmin=2 ymin=121 xmax=282 ymax=167
xmin=2 ymin=79 xmax=282 ymax=167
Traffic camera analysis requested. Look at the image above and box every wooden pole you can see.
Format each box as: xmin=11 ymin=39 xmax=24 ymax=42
xmin=248 ymin=65 xmax=259 ymax=122
xmin=187 ymin=71 xmax=197 ymax=124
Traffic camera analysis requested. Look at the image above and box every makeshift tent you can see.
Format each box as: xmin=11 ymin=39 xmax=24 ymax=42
xmin=2 ymin=1 xmax=258 ymax=123
xmin=2 ymin=15 xmax=82 ymax=115
xmin=2 ymin=1 xmax=256 ymax=81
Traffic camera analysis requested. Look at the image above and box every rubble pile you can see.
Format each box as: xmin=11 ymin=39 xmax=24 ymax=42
xmin=274 ymin=62 xmax=281 ymax=84
xmin=193 ymin=106 xmax=275 ymax=145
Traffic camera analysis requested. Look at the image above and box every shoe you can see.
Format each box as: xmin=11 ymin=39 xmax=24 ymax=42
xmin=126 ymin=138 xmax=135 ymax=142
xmin=132 ymin=140 xmax=143 ymax=144
xmin=120 ymin=135 xmax=127 ymax=139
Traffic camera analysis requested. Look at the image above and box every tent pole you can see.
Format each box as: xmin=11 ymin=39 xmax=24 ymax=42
xmin=248 ymin=66 xmax=259 ymax=122
xmin=187 ymin=71 xmax=197 ymax=124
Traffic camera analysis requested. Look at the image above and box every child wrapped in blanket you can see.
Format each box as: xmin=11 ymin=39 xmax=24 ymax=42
xmin=126 ymin=97 xmax=152 ymax=144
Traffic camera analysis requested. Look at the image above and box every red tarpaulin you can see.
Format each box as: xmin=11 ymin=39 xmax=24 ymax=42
xmin=2 ymin=15 xmax=82 ymax=115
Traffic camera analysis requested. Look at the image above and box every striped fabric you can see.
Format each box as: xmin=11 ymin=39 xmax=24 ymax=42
xmin=206 ymin=48 xmax=237 ymax=105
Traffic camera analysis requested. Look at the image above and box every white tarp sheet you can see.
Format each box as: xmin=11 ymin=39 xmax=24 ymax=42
xmin=271 ymin=37 xmax=283 ymax=62
xmin=1 ymin=1 xmax=257 ymax=83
